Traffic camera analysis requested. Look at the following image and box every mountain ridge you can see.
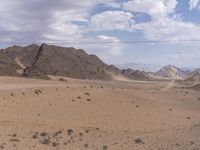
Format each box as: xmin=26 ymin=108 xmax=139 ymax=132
xmin=154 ymin=65 xmax=187 ymax=79
xmin=0 ymin=44 xmax=127 ymax=80
xmin=0 ymin=44 xmax=197 ymax=82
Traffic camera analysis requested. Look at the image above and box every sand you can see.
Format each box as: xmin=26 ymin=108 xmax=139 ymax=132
xmin=0 ymin=76 xmax=200 ymax=150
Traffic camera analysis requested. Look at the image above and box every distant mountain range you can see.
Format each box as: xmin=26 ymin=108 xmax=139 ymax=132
xmin=116 ymin=63 xmax=161 ymax=72
xmin=0 ymin=44 xmax=200 ymax=85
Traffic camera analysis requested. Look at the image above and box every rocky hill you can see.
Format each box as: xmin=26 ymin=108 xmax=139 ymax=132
xmin=177 ymin=69 xmax=200 ymax=86
xmin=154 ymin=65 xmax=186 ymax=79
xmin=0 ymin=44 xmax=124 ymax=80
xmin=121 ymin=69 xmax=151 ymax=80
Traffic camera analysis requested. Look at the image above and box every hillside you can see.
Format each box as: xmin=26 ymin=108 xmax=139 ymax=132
xmin=177 ymin=69 xmax=200 ymax=86
xmin=121 ymin=69 xmax=151 ymax=80
xmin=154 ymin=65 xmax=185 ymax=79
xmin=0 ymin=44 xmax=124 ymax=80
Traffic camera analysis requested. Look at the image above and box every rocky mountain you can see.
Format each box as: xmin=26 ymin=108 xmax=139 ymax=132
xmin=177 ymin=69 xmax=200 ymax=86
xmin=0 ymin=44 xmax=41 ymax=76
xmin=154 ymin=65 xmax=186 ymax=79
xmin=0 ymin=44 xmax=125 ymax=80
xmin=121 ymin=69 xmax=151 ymax=80
xmin=116 ymin=63 xmax=161 ymax=72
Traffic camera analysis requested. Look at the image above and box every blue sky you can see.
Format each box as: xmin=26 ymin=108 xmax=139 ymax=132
xmin=0 ymin=0 xmax=200 ymax=68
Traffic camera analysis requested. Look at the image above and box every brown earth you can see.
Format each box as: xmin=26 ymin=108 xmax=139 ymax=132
xmin=0 ymin=76 xmax=200 ymax=150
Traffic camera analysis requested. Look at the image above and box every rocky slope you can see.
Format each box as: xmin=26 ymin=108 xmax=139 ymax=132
xmin=154 ymin=65 xmax=186 ymax=79
xmin=0 ymin=44 xmax=124 ymax=80
xmin=176 ymin=69 xmax=200 ymax=86
xmin=121 ymin=69 xmax=151 ymax=80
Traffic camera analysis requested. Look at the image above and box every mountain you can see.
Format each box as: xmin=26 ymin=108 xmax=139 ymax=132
xmin=116 ymin=63 xmax=161 ymax=72
xmin=121 ymin=69 xmax=151 ymax=80
xmin=0 ymin=44 xmax=125 ymax=80
xmin=0 ymin=44 xmax=41 ymax=76
xmin=191 ymin=84 xmax=200 ymax=90
xmin=154 ymin=65 xmax=186 ymax=79
xmin=177 ymin=69 xmax=200 ymax=86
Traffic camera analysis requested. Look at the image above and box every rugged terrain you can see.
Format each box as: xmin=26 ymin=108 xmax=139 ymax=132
xmin=154 ymin=65 xmax=186 ymax=79
xmin=0 ymin=44 xmax=124 ymax=80
xmin=121 ymin=69 xmax=152 ymax=80
xmin=2 ymin=44 xmax=199 ymax=83
xmin=177 ymin=69 xmax=200 ymax=86
xmin=0 ymin=76 xmax=200 ymax=150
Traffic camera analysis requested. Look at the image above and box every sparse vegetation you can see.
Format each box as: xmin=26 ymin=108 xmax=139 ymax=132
xmin=40 ymin=132 xmax=48 ymax=137
xmin=102 ymin=145 xmax=108 ymax=150
xmin=40 ymin=138 xmax=51 ymax=145
xmin=32 ymin=134 xmax=38 ymax=139
xmin=59 ymin=78 xmax=68 ymax=82
xmin=135 ymin=138 xmax=143 ymax=144
xmin=86 ymin=98 xmax=91 ymax=102
xmin=187 ymin=117 xmax=191 ymax=119
xmin=34 ymin=89 xmax=42 ymax=95
xmin=52 ymin=142 xmax=59 ymax=147
xmin=84 ymin=92 xmax=90 ymax=96
xmin=67 ymin=129 xmax=74 ymax=135
xmin=84 ymin=144 xmax=88 ymax=148
xmin=9 ymin=139 xmax=20 ymax=142
xmin=54 ymin=130 xmax=62 ymax=136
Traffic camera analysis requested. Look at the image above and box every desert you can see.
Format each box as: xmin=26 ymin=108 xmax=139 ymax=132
xmin=1 ymin=1 xmax=200 ymax=149
xmin=0 ymin=75 xmax=200 ymax=150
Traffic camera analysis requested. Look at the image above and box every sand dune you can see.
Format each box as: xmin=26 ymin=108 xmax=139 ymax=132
xmin=0 ymin=76 xmax=200 ymax=150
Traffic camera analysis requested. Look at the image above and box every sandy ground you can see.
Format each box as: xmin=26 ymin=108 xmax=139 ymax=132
xmin=0 ymin=76 xmax=200 ymax=150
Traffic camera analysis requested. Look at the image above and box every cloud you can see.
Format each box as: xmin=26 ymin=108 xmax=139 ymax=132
xmin=0 ymin=0 xmax=117 ymax=43
xmin=97 ymin=35 xmax=120 ymax=42
xmin=90 ymin=11 xmax=135 ymax=31
xmin=189 ymin=0 xmax=200 ymax=10
xmin=134 ymin=18 xmax=200 ymax=41
xmin=97 ymin=35 xmax=123 ymax=56
xmin=103 ymin=2 xmax=121 ymax=8
xmin=123 ymin=0 xmax=200 ymax=41
xmin=123 ymin=0 xmax=177 ymax=20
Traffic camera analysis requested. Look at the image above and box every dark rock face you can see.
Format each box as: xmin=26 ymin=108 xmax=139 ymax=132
xmin=0 ymin=44 xmax=122 ymax=80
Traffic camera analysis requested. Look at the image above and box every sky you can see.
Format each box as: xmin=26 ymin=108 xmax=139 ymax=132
xmin=0 ymin=0 xmax=200 ymax=68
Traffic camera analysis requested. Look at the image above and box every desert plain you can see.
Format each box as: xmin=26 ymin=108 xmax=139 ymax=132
xmin=0 ymin=76 xmax=200 ymax=150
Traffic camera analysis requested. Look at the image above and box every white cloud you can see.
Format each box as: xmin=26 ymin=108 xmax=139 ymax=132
xmin=0 ymin=0 xmax=118 ymax=43
xmin=123 ymin=0 xmax=177 ymax=20
xmin=90 ymin=11 xmax=135 ymax=31
xmin=103 ymin=2 xmax=121 ymax=8
xmin=97 ymin=35 xmax=123 ymax=56
xmin=189 ymin=0 xmax=200 ymax=10
xmin=44 ymin=23 xmax=85 ymax=42
xmin=123 ymin=0 xmax=200 ymax=41
xmin=134 ymin=18 xmax=200 ymax=41
xmin=97 ymin=35 xmax=120 ymax=42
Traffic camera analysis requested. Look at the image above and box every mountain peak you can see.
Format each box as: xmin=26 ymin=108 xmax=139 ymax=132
xmin=0 ymin=44 xmax=124 ymax=80
xmin=154 ymin=65 xmax=184 ymax=79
